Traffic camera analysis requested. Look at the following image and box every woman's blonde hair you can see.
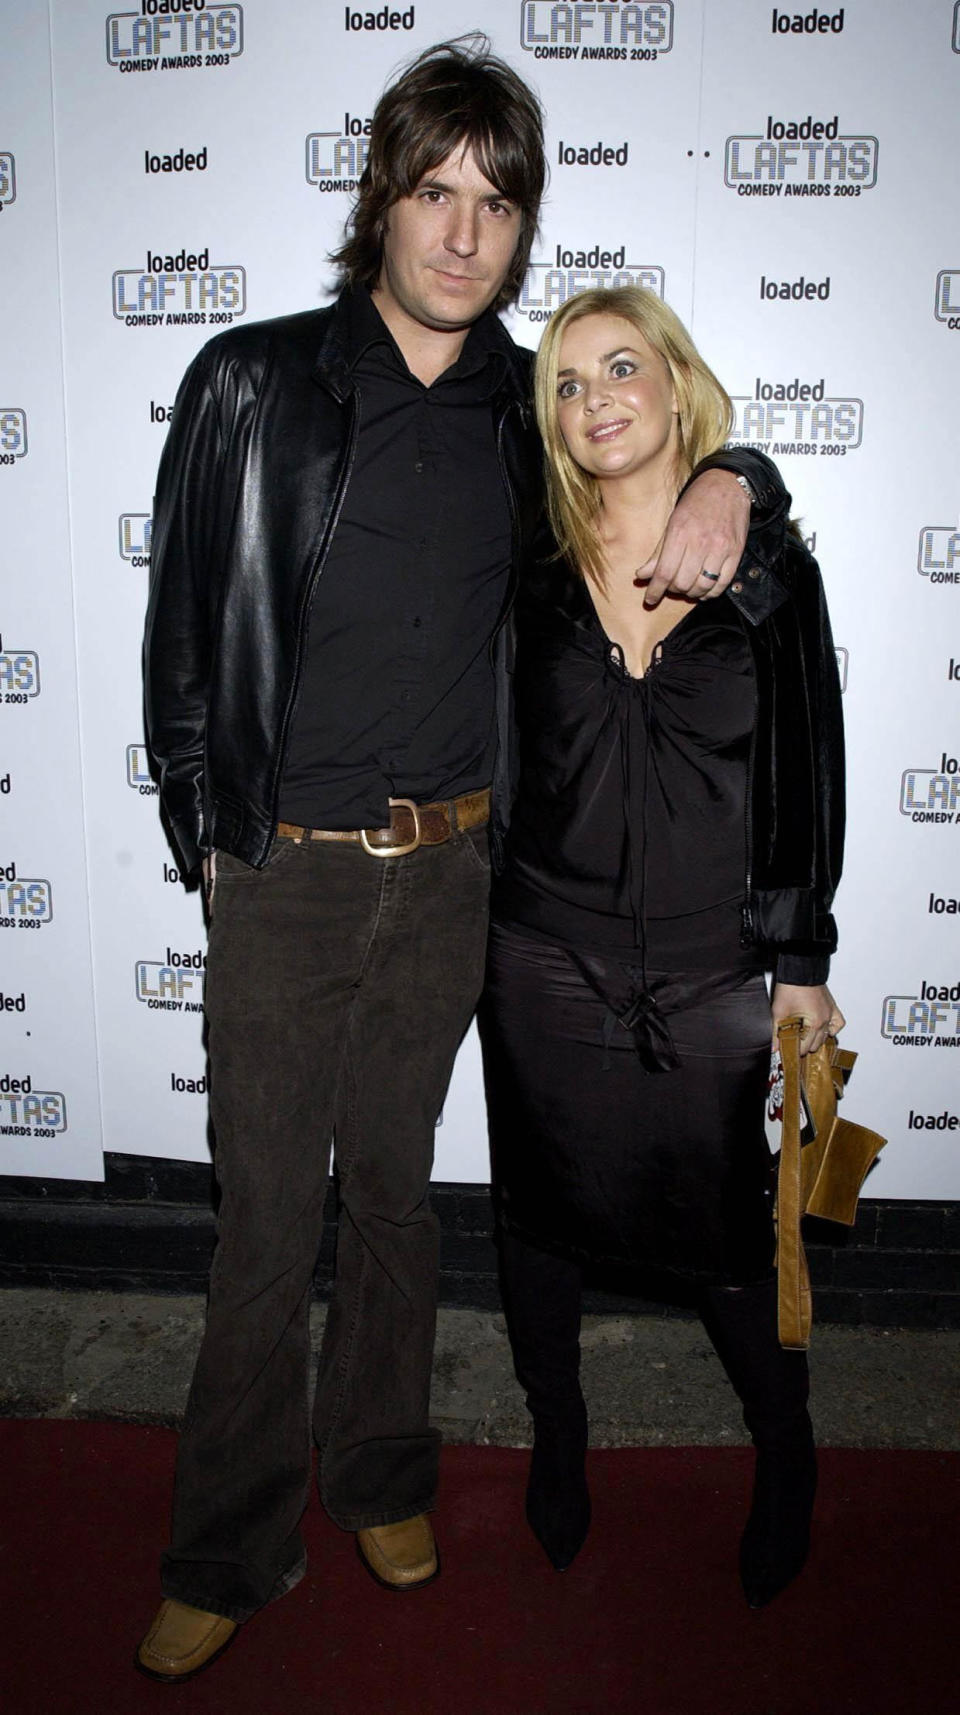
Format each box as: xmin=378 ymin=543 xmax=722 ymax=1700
xmin=533 ymin=287 xmax=733 ymax=583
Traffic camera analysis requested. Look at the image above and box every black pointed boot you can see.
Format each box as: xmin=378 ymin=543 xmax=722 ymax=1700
xmin=498 ymin=1231 xmax=591 ymax=1571
xmin=699 ymin=1276 xmax=817 ymax=1608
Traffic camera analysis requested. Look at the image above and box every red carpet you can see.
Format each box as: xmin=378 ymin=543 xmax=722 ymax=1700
xmin=2 ymin=1420 xmax=956 ymax=1715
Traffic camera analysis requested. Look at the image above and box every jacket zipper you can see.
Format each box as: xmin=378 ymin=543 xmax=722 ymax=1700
xmin=269 ymin=383 xmax=361 ymax=831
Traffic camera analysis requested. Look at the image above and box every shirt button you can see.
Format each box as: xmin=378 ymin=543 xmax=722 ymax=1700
xmin=412 ymin=617 xmax=422 ymax=628
xmin=747 ymin=566 xmax=762 ymax=580
xmin=731 ymin=581 xmax=743 ymax=594
xmin=414 ymin=461 xmax=424 ymax=473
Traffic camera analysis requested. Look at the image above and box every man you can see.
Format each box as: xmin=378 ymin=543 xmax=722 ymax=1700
xmin=137 ymin=38 xmax=785 ymax=1683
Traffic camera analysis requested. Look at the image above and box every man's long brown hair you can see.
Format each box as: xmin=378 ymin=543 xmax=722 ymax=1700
xmin=332 ymin=37 xmax=545 ymax=311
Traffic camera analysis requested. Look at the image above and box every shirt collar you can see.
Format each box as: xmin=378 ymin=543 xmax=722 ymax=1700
xmin=342 ymin=284 xmax=509 ymax=395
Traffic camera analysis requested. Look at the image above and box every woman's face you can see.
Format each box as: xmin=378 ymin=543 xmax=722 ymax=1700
xmin=554 ymin=312 xmax=679 ymax=486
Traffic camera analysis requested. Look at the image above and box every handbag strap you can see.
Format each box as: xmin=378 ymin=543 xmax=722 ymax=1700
xmin=776 ymin=1016 xmax=812 ymax=1350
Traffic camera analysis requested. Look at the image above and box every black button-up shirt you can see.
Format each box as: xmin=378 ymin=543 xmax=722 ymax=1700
xmin=278 ymin=286 xmax=513 ymax=829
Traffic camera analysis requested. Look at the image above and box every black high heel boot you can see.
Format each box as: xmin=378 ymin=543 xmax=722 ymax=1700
xmin=498 ymin=1231 xmax=591 ymax=1571
xmin=699 ymin=1276 xmax=817 ymax=1608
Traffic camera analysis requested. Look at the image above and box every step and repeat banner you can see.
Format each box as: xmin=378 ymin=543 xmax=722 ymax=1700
xmin=1 ymin=1 xmax=958 ymax=1194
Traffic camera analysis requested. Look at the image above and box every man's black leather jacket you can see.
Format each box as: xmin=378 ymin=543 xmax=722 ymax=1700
xmin=144 ymin=290 xmax=789 ymax=882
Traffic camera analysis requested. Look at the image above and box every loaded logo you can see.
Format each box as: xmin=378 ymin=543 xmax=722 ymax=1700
xmin=0 ymin=1076 xmax=67 ymax=1138
xmin=900 ymin=752 xmax=960 ymax=824
xmin=725 ymin=115 xmax=877 ymax=196
xmin=120 ymin=515 xmax=152 ymax=564
xmin=127 ymin=743 xmax=158 ymax=795
xmin=520 ymin=1 xmax=673 ymax=61
xmin=0 ymin=152 xmax=15 ymax=208
xmin=0 ymin=866 xmax=52 ymax=928
xmin=0 ymin=636 xmax=40 ymax=702
xmin=106 ymin=4 xmax=243 ymax=73
xmin=929 ymin=893 xmax=960 ymax=916
xmin=144 ymin=145 xmax=207 ymax=174
xmin=305 ymin=115 xmax=371 ymax=193
xmin=0 ymin=410 xmax=27 ymax=463
xmin=935 ymin=271 xmax=960 ymax=329
xmin=918 ymin=527 xmax=960 ymax=586
xmin=728 ymin=378 xmax=862 ymax=455
xmin=344 ymin=6 xmax=414 ymax=29
xmin=171 ymin=1070 xmax=207 ymax=1093
xmin=759 ymin=273 xmax=829 ymax=302
xmin=835 ymin=646 xmax=848 ymax=692
xmin=113 ymin=250 xmax=245 ymax=327
xmin=557 ymin=139 xmax=629 ymax=167
xmin=136 ymin=946 xmax=205 ymax=1012
xmin=771 ymin=7 xmax=844 ymax=30
xmin=519 ymin=248 xmax=664 ymax=324
xmin=882 ymin=981 xmax=960 ymax=1048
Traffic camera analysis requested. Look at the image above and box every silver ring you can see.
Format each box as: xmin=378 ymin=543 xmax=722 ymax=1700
xmin=700 ymin=568 xmax=720 ymax=582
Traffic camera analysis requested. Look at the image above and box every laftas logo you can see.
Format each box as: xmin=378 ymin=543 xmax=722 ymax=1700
xmin=0 ymin=864 xmax=53 ymax=928
xmin=106 ymin=3 xmax=243 ymax=74
xmin=119 ymin=514 xmax=152 ymax=565
xmin=935 ymin=271 xmax=960 ymax=330
xmin=0 ymin=409 xmax=27 ymax=463
xmin=306 ymin=114 xmax=371 ymax=193
xmin=136 ymin=947 xmax=205 ymax=1012
xmin=0 ymin=635 xmax=40 ymax=703
xmin=113 ymin=249 xmax=245 ymax=328
xmin=882 ymin=981 xmax=960 ymax=1049
xmin=127 ymin=743 xmax=158 ymax=796
xmin=519 ymin=248 xmax=664 ymax=325
xmin=900 ymin=752 xmax=960 ymax=825
xmin=0 ymin=151 xmax=15 ymax=208
xmin=728 ymin=378 xmax=862 ymax=457
xmin=0 ymin=1075 xmax=67 ymax=1139
xmin=725 ymin=114 xmax=877 ymax=197
xmin=918 ymin=527 xmax=960 ymax=587
xmin=520 ymin=1 xmax=673 ymax=62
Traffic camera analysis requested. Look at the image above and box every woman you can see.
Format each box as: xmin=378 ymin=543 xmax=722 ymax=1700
xmin=479 ymin=287 xmax=845 ymax=1606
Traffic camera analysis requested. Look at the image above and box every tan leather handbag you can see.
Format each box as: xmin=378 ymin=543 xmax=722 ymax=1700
xmin=775 ymin=1017 xmax=887 ymax=1350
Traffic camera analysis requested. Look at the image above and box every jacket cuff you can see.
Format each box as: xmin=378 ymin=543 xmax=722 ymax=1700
xmin=774 ymin=951 xmax=831 ymax=988
xmin=690 ymin=448 xmax=790 ymax=522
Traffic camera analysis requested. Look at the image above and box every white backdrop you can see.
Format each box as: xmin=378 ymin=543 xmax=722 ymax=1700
xmin=1 ymin=0 xmax=958 ymax=1194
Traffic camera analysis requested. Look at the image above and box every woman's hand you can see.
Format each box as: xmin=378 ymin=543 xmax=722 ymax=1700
xmin=771 ymin=983 xmax=845 ymax=1057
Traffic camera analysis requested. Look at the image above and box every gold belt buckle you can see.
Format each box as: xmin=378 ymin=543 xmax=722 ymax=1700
xmin=359 ymin=797 xmax=422 ymax=858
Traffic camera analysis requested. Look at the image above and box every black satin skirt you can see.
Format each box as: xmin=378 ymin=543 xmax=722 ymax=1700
xmin=478 ymin=917 xmax=776 ymax=1286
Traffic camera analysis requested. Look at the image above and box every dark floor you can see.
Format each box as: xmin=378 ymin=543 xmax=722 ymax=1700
xmin=1 ymin=1289 xmax=957 ymax=1449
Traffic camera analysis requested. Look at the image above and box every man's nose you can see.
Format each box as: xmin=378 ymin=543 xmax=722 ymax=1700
xmin=444 ymin=203 xmax=479 ymax=257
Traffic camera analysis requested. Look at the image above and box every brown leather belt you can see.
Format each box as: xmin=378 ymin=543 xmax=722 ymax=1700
xmin=276 ymin=787 xmax=491 ymax=858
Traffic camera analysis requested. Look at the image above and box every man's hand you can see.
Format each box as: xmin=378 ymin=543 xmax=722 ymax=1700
xmin=771 ymin=983 xmax=845 ymax=1057
xmin=639 ymin=468 xmax=750 ymax=608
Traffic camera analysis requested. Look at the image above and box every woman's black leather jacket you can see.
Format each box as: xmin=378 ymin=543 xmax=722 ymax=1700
xmin=494 ymin=513 xmax=845 ymax=988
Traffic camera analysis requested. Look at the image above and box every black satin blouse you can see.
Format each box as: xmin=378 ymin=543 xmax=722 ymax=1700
xmin=494 ymin=566 xmax=757 ymax=962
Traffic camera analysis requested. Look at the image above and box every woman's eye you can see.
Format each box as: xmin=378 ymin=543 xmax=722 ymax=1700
xmin=611 ymin=362 xmax=635 ymax=379
xmin=558 ymin=381 xmax=580 ymax=400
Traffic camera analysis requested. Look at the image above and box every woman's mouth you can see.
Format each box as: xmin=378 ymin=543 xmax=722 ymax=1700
xmin=586 ymin=419 xmax=630 ymax=443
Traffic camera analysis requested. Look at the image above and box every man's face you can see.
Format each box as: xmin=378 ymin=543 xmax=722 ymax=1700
xmin=374 ymin=144 xmax=523 ymax=338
